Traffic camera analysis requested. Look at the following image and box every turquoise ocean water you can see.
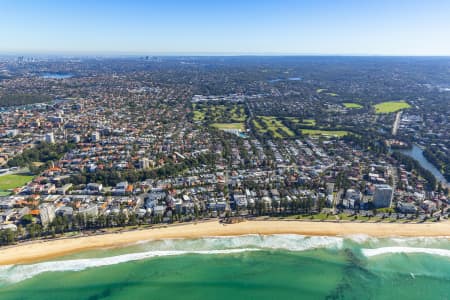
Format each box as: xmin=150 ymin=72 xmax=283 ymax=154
xmin=0 ymin=235 xmax=449 ymax=300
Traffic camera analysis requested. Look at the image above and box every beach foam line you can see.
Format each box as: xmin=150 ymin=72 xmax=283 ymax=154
xmin=190 ymin=234 xmax=344 ymax=252
xmin=362 ymin=247 xmax=450 ymax=258
xmin=0 ymin=248 xmax=259 ymax=284
xmin=343 ymin=234 xmax=379 ymax=244
xmin=136 ymin=234 xmax=344 ymax=253
xmin=0 ymin=235 xmax=345 ymax=285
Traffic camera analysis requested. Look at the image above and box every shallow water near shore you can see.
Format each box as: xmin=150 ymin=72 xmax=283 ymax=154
xmin=0 ymin=235 xmax=449 ymax=300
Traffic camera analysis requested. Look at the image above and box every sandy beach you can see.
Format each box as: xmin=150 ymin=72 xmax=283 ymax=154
xmin=0 ymin=220 xmax=449 ymax=265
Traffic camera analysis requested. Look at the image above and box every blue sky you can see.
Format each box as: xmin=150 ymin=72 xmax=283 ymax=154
xmin=1 ymin=0 xmax=450 ymax=55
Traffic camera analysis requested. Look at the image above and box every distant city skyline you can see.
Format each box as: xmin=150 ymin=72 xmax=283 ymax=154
xmin=1 ymin=0 xmax=450 ymax=56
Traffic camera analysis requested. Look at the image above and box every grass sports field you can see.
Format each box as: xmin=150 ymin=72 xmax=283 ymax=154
xmin=316 ymin=89 xmax=338 ymax=96
xmin=301 ymin=129 xmax=349 ymax=137
xmin=343 ymin=102 xmax=363 ymax=109
xmin=374 ymin=100 xmax=411 ymax=113
xmin=0 ymin=173 xmax=34 ymax=192
xmin=211 ymin=123 xmax=245 ymax=130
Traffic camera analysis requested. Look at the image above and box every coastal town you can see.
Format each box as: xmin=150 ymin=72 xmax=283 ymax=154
xmin=0 ymin=56 xmax=449 ymax=245
xmin=3 ymin=1 xmax=450 ymax=299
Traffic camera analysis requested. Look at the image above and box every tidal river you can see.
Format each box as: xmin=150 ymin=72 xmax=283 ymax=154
xmin=399 ymin=144 xmax=449 ymax=186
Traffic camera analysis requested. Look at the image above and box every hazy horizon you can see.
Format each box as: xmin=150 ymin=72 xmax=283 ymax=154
xmin=2 ymin=51 xmax=450 ymax=58
xmin=2 ymin=0 xmax=450 ymax=56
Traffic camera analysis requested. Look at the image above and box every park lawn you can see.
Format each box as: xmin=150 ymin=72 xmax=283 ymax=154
xmin=286 ymin=117 xmax=300 ymax=123
xmin=302 ymin=119 xmax=316 ymax=126
xmin=343 ymin=102 xmax=363 ymax=109
xmin=0 ymin=173 xmax=34 ymax=191
xmin=193 ymin=103 xmax=247 ymax=122
xmin=301 ymin=129 xmax=349 ymax=137
xmin=193 ymin=110 xmax=205 ymax=121
xmin=253 ymin=118 xmax=284 ymax=138
xmin=317 ymin=89 xmax=338 ymax=96
xmin=311 ymin=213 xmax=336 ymax=221
xmin=260 ymin=116 xmax=295 ymax=137
xmin=253 ymin=119 xmax=265 ymax=131
xmin=286 ymin=118 xmax=316 ymax=126
xmin=230 ymin=106 xmax=246 ymax=122
xmin=374 ymin=100 xmax=411 ymax=114
xmin=211 ymin=123 xmax=245 ymax=130
xmin=286 ymin=213 xmax=352 ymax=221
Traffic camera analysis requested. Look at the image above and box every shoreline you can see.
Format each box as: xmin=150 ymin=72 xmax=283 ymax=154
xmin=0 ymin=220 xmax=449 ymax=266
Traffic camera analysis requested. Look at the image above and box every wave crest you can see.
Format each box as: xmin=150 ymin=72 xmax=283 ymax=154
xmin=362 ymin=247 xmax=450 ymax=258
xmin=0 ymin=248 xmax=258 ymax=284
xmin=2 ymin=234 xmax=448 ymax=285
xmin=0 ymin=235 xmax=343 ymax=285
xmin=136 ymin=234 xmax=344 ymax=252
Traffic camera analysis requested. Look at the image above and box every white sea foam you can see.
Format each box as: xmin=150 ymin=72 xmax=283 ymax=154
xmin=137 ymin=234 xmax=344 ymax=252
xmin=388 ymin=237 xmax=450 ymax=247
xmin=361 ymin=247 xmax=450 ymax=258
xmin=254 ymin=234 xmax=343 ymax=251
xmin=0 ymin=235 xmax=345 ymax=285
xmin=344 ymin=234 xmax=378 ymax=244
xmin=6 ymin=234 xmax=448 ymax=285
xmin=0 ymin=248 xmax=259 ymax=284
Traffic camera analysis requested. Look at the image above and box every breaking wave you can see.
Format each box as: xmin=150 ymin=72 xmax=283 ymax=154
xmin=1 ymin=234 xmax=448 ymax=285
xmin=0 ymin=249 xmax=259 ymax=284
xmin=0 ymin=235 xmax=344 ymax=285
xmin=139 ymin=234 xmax=344 ymax=252
xmin=361 ymin=246 xmax=450 ymax=258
